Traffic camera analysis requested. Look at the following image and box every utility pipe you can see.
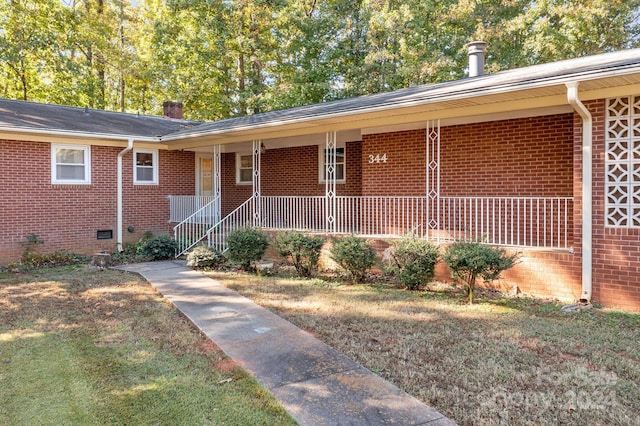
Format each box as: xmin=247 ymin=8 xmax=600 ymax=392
xmin=566 ymin=82 xmax=592 ymax=303
xmin=117 ymin=139 xmax=135 ymax=252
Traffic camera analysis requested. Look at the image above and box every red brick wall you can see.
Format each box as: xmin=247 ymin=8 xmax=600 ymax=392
xmin=362 ymin=114 xmax=574 ymax=197
xmin=586 ymin=99 xmax=640 ymax=311
xmin=0 ymin=139 xmax=193 ymax=263
xmin=221 ymin=141 xmax=362 ymax=215
xmin=362 ymin=114 xmax=583 ymax=303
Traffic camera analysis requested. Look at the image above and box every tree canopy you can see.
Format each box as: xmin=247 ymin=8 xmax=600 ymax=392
xmin=1 ymin=0 xmax=639 ymax=120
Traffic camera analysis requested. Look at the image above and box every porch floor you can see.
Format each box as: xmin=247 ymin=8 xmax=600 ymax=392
xmin=115 ymin=260 xmax=455 ymax=426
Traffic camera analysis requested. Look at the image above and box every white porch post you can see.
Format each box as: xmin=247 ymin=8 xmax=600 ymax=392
xmin=325 ymin=131 xmax=337 ymax=233
xmin=213 ymin=144 xmax=221 ymax=221
xmin=426 ymin=120 xmax=441 ymax=240
xmin=252 ymin=140 xmax=262 ymax=227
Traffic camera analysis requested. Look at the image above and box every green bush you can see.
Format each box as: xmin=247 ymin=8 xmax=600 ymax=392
xmin=137 ymin=234 xmax=178 ymax=260
xmin=443 ymin=240 xmax=518 ymax=304
xmin=389 ymin=235 xmax=439 ymax=290
xmin=20 ymin=234 xmax=44 ymax=263
xmin=225 ymin=228 xmax=268 ymax=271
xmin=274 ymin=231 xmax=324 ymax=277
xmin=330 ymin=235 xmax=376 ymax=284
xmin=186 ymin=246 xmax=225 ymax=269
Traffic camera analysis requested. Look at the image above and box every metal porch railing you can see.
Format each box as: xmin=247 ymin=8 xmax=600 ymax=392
xmin=173 ymin=196 xmax=220 ymax=257
xmin=169 ymin=195 xmax=216 ymax=223
xmin=173 ymin=195 xmax=573 ymax=257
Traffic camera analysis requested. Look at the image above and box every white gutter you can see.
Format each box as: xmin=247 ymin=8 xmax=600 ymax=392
xmin=117 ymin=139 xmax=135 ymax=252
xmin=566 ymin=82 xmax=592 ymax=303
xmin=0 ymin=125 xmax=159 ymax=142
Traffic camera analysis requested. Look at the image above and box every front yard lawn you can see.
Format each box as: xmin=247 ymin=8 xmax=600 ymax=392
xmin=206 ymin=270 xmax=640 ymax=426
xmin=0 ymin=266 xmax=295 ymax=425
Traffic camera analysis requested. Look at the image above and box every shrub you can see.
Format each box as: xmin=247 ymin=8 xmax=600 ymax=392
xmin=225 ymin=228 xmax=268 ymax=271
xmin=137 ymin=234 xmax=178 ymax=260
xmin=443 ymin=240 xmax=518 ymax=304
xmin=330 ymin=235 xmax=375 ymax=284
xmin=186 ymin=246 xmax=225 ymax=269
xmin=389 ymin=235 xmax=439 ymax=290
xmin=21 ymin=234 xmax=44 ymax=263
xmin=274 ymin=231 xmax=324 ymax=277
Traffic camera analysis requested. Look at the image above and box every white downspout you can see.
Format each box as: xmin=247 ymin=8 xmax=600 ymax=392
xmin=566 ymin=82 xmax=592 ymax=303
xmin=117 ymin=139 xmax=134 ymax=252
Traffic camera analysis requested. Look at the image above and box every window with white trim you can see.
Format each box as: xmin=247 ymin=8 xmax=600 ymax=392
xmin=318 ymin=144 xmax=346 ymax=182
xmin=51 ymin=144 xmax=91 ymax=184
xmin=134 ymin=149 xmax=158 ymax=184
xmin=236 ymin=153 xmax=253 ymax=184
xmin=605 ymin=96 xmax=640 ymax=227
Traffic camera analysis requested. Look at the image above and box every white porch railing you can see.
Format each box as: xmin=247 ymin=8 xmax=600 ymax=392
xmin=173 ymin=196 xmax=220 ymax=257
xmin=169 ymin=195 xmax=216 ymax=223
xmin=438 ymin=197 xmax=573 ymax=249
xmin=207 ymin=198 xmax=255 ymax=253
xmin=174 ymin=195 xmax=573 ymax=256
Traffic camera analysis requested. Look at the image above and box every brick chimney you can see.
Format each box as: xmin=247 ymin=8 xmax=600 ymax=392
xmin=163 ymin=101 xmax=183 ymax=119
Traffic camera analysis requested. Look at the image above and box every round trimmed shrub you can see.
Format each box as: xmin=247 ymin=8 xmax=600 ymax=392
xmin=443 ymin=240 xmax=518 ymax=304
xmin=330 ymin=235 xmax=375 ymax=284
xmin=390 ymin=235 xmax=439 ymax=290
xmin=225 ymin=228 xmax=268 ymax=271
xmin=186 ymin=246 xmax=225 ymax=269
xmin=137 ymin=234 xmax=178 ymax=260
xmin=274 ymin=231 xmax=324 ymax=277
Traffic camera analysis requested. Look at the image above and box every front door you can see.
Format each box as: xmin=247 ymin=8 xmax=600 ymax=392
xmin=196 ymin=154 xmax=213 ymax=196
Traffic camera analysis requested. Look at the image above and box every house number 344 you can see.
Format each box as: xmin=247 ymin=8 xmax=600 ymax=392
xmin=368 ymin=154 xmax=388 ymax=164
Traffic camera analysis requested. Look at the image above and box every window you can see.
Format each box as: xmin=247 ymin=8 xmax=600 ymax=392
xmin=605 ymin=96 xmax=640 ymax=227
xmin=51 ymin=144 xmax=91 ymax=184
xmin=236 ymin=153 xmax=253 ymax=184
xmin=134 ymin=149 xmax=158 ymax=184
xmin=319 ymin=144 xmax=345 ymax=182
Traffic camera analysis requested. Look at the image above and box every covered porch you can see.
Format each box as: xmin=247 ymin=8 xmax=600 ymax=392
xmin=169 ymin=120 xmax=574 ymax=257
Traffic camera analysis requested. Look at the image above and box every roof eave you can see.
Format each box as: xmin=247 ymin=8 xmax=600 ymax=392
xmin=0 ymin=125 xmax=163 ymax=145
xmin=162 ymin=62 xmax=640 ymax=149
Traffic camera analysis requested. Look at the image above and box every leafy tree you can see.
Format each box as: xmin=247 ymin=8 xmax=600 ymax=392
xmin=1 ymin=0 xmax=640 ymax=118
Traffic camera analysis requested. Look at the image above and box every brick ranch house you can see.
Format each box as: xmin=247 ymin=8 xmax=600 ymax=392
xmin=2 ymin=45 xmax=640 ymax=311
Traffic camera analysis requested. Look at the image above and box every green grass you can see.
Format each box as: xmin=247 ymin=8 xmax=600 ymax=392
xmin=0 ymin=265 xmax=296 ymax=426
xmin=206 ymin=270 xmax=640 ymax=426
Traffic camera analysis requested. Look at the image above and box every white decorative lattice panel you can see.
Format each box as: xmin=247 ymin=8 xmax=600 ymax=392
xmin=606 ymin=96 xmax=640 ymax=227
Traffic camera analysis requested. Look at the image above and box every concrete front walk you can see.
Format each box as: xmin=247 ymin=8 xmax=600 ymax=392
xmin=115 ymin=260 xmax=456 ymax=426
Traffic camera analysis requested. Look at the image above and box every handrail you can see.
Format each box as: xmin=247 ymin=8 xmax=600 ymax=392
xmin=173 ymin=195 xmax=220 ymax=257
xmin=206 ymin=197 xmax=255 ymax=253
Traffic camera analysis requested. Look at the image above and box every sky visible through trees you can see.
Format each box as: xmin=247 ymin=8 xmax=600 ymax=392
xmin=1 ymin=0 xmax=639 ymax=121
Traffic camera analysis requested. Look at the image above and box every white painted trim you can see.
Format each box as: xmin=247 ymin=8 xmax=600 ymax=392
xmin=133 ymin=148 xmax=159 ymax=185
xmin=51 ymin=143 xmax=91 ymax=184
xmin=236 ymin=152 xmax=253 ymax=185
xmin=566 ymin=82 xmax=592 ymax=303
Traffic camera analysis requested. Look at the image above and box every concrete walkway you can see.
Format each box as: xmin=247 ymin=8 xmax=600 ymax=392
xmin=115 ymin=260 xmax=455 ymax=426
